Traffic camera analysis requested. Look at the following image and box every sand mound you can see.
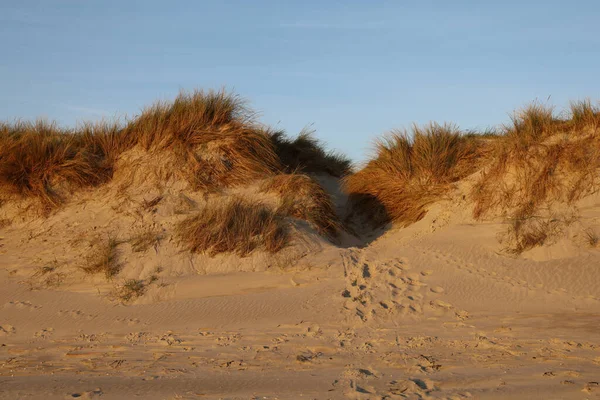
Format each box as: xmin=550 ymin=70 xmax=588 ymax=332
xmin=0 ymin=91 xmax=353 ymax=303
xmin=345 ymin=101 xmax=600 ymax=259
xmin=2 ymin=96 xmax=600 ymax=399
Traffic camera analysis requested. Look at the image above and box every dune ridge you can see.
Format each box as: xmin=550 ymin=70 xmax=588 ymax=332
xmin=1 ymin=93 xmax=600 ymax=399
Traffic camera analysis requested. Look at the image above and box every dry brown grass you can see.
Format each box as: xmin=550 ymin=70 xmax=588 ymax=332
xmin=120 ymin=90 xmax=282 ymax=191
xmin=113 ymin=279 xmax=149 ymax=303
xmin=0 ymin=90 xmax=284 ymax=208
xmin=0 ymin=90 xmax=349 ymax=219
xmin=569 ymin=99 xmax=600 ymax=131
xmin=472 ymin=102 xmax=600 ymax=218
xmin=267 ymin=129 xmax=352 ymax=177
xmin=81 ymin=236 xmax=122 ymax=279
xmin=30 ymin=259 xmax=66 ymax=289
xmin=583 ymin=228 xmax=600 ymax=248
xmin=129 ymin=228 xmax=164 ymax=253
xmin=344 ymin=123 xmax=484 ymax=226
xmin=470 ymin=100 xmax=600 ymax=252
xmin=177 ymin=198 xmax=289 ymax=256
xmin=502 ymin=217 xmax=561 ymax=254
xmin=260 ymin=173 xmax=340 ymax=238
xmin=0 ymin=121 xmax=119 ymax=209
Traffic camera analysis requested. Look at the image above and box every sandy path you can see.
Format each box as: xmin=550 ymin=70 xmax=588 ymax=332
xmin=2 ymin=232 xmax=600 ymax=399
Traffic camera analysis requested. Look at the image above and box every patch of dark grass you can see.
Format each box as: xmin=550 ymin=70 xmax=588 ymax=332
xmin=177 ymin=198 xmax=289 ymax=256
xmin=81 ymin=236 xmax=122 ymax=279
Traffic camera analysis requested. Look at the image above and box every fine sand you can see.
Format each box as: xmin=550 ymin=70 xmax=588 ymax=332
xmin=1 ymin=183 xmax=600 ymax=399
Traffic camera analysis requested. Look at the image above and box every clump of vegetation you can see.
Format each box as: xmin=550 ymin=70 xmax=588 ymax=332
xmin=469 ymin=100 xmax=600 ymax=253
xmin=177 ymin=198 xmax=289 ymax=256
xmin=120 ymin=90 xmax=283 ymax=191
xmin=267 ymin=129 xmax=352 ymax=177
xmin=114 ymin=279 xmax=147 ymax=303
xmin=261 ymin=173 xmax=340 ymax=238
xmin=0 ymin=90 xmax=348 ymax=232
xmin=30 ymin=259 xmax=66 ymax=289
xmin=113 ymin=265 xmax=165 ymax=303
xmin=472 ymin=103 xmax=600 ymax=211
xmin=0 ymin=120 xmax=120 ymax=209
xmin=583 ymin=228 xmax=600 ymax=248
xmin=569 ymin=99 xmax=600 ymax=132
xmin=129 ymin=228 xmax=164 ymax=253
xmin=0 ymin=91 xmax=285 ymax=208
xmin=344 ymin=122 xmax=484 ymax=226
xmin=81 ymin=236 xmax=122 ymax=279
xmin=503 ymin=218 xmax=561 ymax=254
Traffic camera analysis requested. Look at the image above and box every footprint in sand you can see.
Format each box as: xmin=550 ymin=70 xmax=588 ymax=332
xmin=4 ymin=300 xmax=41 ymax=310
xmin=583 ymin=381 xmax=599 ymax=393
xmin=115 ymin=317 xmax=141 ymax=325
xmin=0 ymin=325 xmax=16 ymax=336
xmin=159 ymin=332 xmax=183 ymax=346
xmin=34 ymin=328 xmax=54 ymax=339
xmin=65 ymin=388 xmax=103 ymax=399
xmin=433 ymin=300 xmax=453 ymax=309
xmin=216 ymin=333 xmax=240 ymax=346
xmin=125 ymin=331 xmax=149 ymax=344
xmin=58 ymin=310 xmax=96 ymax=320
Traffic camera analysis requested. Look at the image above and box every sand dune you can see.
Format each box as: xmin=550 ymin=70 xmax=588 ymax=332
xmin=2 ymin=185 xmax=600 ymax=399
xmin=2 ymin=95 xmax=600 ymax=399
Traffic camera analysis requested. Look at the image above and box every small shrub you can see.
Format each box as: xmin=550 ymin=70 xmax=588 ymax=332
xmin=82 ymin=236 xmax=121 ymax=278
xmin=177 ymin=198 xmax=289 ymax=256
xmin=261 ymin=174 xmax=340 ymax=238
xmin=506 ymin=102 xmax=556 ymax=147
xmin=120 ymin=90 xmax=282 ymax=191
xmin=0 ymin=120 xmax=119 ymax=208
xmin=267 ymin=129 xmax=352 ymax=177
xmin=129 ymin=229 xmax=164 ymax=253
xmin=344 ymin=122 xmax=483 ymax=226
xmin=472 ymin=100 xmax=600 ymax=223
xmin=30 ymin=259 xmax=65 ymax=289
xmin=569 ymin=99 xmax=600 ymax=131
xmin=121 ymin=89 xmax=252 ymax=150
xmin=504 ymin=218 xmax=560 ymax=254
xmin=115 ymin=279 xmax=147 ymax=303
xmin=583 ymin=228 xmax=600 ymax=248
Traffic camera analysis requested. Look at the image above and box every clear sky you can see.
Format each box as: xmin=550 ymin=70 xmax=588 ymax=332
xmin=1 ymin=1 xmax=599 ymax=161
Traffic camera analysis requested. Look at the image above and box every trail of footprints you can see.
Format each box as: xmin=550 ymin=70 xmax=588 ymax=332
xmin=342 ymin=250 xmax=467 ymax=323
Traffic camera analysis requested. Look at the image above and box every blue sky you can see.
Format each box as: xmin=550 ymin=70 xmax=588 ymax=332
xmin=1 ymin=1 xmax=599 ymax=161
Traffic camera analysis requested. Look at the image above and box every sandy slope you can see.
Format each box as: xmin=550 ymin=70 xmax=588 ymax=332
xmin=1 ymin=190 xmax=600 ymax=399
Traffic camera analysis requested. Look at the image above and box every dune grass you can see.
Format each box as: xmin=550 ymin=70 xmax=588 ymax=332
xmin=177 ymin=198 xmax=289 ymax=256
xmin=583 ymin=228 xmax=600 ymax=248
xmin=0 ymin=121 xmax=119 ymax=209
xmin=472 ymin=101 xmax=600 ymax=218
xmin=0 ymin=90 xmax=346 ymax=218
xmin=343 ymin=122 xmax=484 ymax=226
xmin=120 ymin=90 xmax=282 ymax=191
xmin=267 ymin=129 xmax=352 ymax=177
xmin=260 ymin=173 xmax=340 ymax=238
xmin=468 ymin=100 xmax=600 ymax=253
xmin=0 ymin=90 xmax=269 ymax=206
xmin=5 ymin=91 xmax=600 ymax=255
xmin=344 ymin=99 xmax=600 ymax=254
xmin=81 ymin=236 xmax=122 ymax=279
xmin=129 ymin=228 xmax=164 ymax=253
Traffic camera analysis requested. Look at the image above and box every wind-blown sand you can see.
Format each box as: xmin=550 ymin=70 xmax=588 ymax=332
xmin=1 ymin=181 xmax=600 ymax=399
